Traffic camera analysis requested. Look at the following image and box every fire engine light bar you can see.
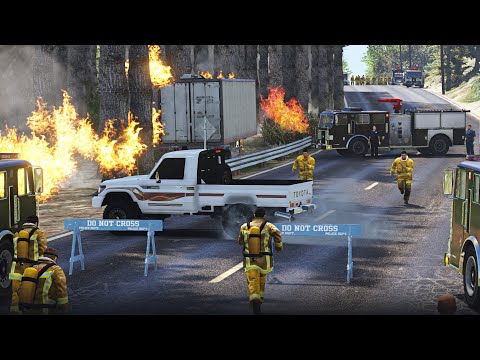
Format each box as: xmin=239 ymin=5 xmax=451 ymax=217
xmin=0 ymin=153 xmax=19 ymax=160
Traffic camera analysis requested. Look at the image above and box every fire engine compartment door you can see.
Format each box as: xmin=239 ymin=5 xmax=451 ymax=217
xmin=389 ymin=115 xmax=412 ymax=146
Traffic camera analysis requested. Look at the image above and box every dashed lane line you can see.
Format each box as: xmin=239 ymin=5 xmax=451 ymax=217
xmin=365 ymin=182 xmax=379 ymax=190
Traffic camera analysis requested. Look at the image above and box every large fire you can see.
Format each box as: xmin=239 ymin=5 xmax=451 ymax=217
xmin=198 ymin=71 xmax=213 ymax=79
xmin=260 ymin=86 xmax=309 ymax=134
xmin=0 ymin=92 xmax=163 ymax=202
xmin=148 ymin=45 xmax=173 ymax=87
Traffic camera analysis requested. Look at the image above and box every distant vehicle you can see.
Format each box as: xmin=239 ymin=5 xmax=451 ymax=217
xmin=391 ymin=68 xmax=404 ymax=85
xmin=318 ymin=108 xmax=469 ymax=157
xmin=443 ymin=158 xmax=480 ymax=308
xmin=0 ymin=153 xmax=44 ymax=309
xmin=92 ymin=148 xmax=316 ymax=238
xmin=403 ymin=66 xmax=424 ymax=88
xmin=343 ymin=72 xmax=350 ymax=85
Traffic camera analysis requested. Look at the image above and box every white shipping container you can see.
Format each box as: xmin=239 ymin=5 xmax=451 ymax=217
xmin=160 ymin=76 xmax=257 ymax=145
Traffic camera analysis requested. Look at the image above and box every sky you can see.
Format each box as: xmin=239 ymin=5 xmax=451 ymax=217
xmin=343 ymin=45 xmax=368 ymax=75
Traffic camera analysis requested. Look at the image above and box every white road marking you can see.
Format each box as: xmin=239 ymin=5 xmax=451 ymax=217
xmin=47 ymin=231 xmax=73 ymax=242
xmin=314 ymin=209 xmax=336 ymax=221
xmin=209 ymin=262 xmax=244 ymax=283
xmin=240 ymin=149 xmax=323 ymax=179
xmin=364 ymin=182 xmax=379 ymax=190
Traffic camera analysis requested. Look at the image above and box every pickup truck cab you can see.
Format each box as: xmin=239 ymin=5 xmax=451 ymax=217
xmin=92 ymin=149 xmax=316 ymax=237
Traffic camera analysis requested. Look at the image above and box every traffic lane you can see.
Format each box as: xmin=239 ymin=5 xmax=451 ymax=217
xmin=260 ymin=146 xmax=477 ymax=314
xmin=52 ymin=225 xmax=253 ymax=314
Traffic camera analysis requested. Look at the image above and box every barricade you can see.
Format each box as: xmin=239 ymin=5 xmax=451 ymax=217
xmin=273 ymin=223 xmax=362 ymax=284
xmin=64 ymin=219 xmax=163 ymax=277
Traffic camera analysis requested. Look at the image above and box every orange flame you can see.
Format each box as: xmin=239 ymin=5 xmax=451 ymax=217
xmin=152 ymin=107 xmax=164 ymax=146
xmin=0 ymin=91 xmax=150 ymax=202
xmin=198 ymin=71 xmax=213 ymax=79
xmin=228 ymin=72 xmax=235 ymax=79
xmin=217 ymin=70 xmax=224 ymax=79
xmin=148 ymin=45 xmax=173 ymax=87
xmin=260 ymin=86 xmax=309 ymax=134
xmin=125 ymin=59 xmax=129 ymax=77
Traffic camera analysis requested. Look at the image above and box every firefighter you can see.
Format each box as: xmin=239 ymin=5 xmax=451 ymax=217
xmin=292 ymin=148 xmax=315 ymax=180
xmin=361 ymin=75 xmax=365 ymax=85
xmin=387 ymin=76 xmax=392 ymax=84
xmin=17 ymin=247 xmax=69 ymax=315
xmin=350 ymin=75 xmax=355 ymax=85
xmin=390 ymin=150 xmax=415 ymax=204
xmin=371 ymin=75 xmax=376 ymax=85
xmin=355 ymin=75 xmax=361 ymax=85
xmin=9 ymin=215 xmax=48 ymax=313
xmin=365 ymin=75 xmax=370 ymax=85
xmin=238 ymin=207 xmax=283 ymax=315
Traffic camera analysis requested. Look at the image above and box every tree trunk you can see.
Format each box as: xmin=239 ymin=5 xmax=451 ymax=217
xmin=295 ymin=45 xmax=309 ymax=111
xmin=166 ymin=45 xmax=192 ymax=80
xmin=241 ymin=45 xmax=257 ymax=81
xmin=194 ymin=45 xmax=210 ymax=73
xmin=53 ymin=45 xmax=68 ymax=107
xmin=318 ymin=45 xmax=330 ymax=113
xmin=333 ymin=46 xmax=345 ymax=110
xmin=67 ymin=45 xmax=91 ymax=117
xmin=471 ymin=45 xmax=480 ymax=76
xmin=33 ymin=45 xmax=55 ymax=106
xmin=258 ymin=45 xmax=269 ymax=99
xmin=99 ymin=45 xmax=129 ymax=129
xmin=310 ymin=45 xmax=320 ymax=114
xmin=445 ymin=45 xmax=452 ymax=91
xmin=214 ymin=45 xmax=241 ymax=77
xmin=282 ymin=45 xmax=296 ymax=101
xmin=85 ymin=45 xmax=98 ymax=119
xmin=326 ymin=46 xmax=335 ymax=109
xmin=268 ymin=45 xmax=283 ymax=89
xmin=128 ymin=45 xmax=155 ymax=174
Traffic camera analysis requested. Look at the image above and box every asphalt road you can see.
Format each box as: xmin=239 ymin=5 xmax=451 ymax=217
xmin=33 ymin=86 xmax=479 ymax=315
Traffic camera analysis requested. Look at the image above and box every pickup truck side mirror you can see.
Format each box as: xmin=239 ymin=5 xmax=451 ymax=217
xmin=155 ymin=172 xmax=161 ymax=183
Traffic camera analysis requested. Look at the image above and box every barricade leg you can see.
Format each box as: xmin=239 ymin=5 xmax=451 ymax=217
xmin=69 ymin=228 xmax=85 ymax=276
xmin=347 ymin=235 xmax=353 ymax=284
xmin=144 ymin=230 xmax=157 ymax=276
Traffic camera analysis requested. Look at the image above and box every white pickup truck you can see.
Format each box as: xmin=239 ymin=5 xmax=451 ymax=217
xmin=92 ymin=149 xmax=316 ymax=237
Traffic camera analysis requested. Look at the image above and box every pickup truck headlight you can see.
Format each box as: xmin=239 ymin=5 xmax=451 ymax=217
xmin=98 ymin=185 xmax=106 ymax=194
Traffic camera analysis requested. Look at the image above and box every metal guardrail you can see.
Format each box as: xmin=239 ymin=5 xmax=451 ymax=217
xmin=226 ymin=136 xmax=312 ymax=171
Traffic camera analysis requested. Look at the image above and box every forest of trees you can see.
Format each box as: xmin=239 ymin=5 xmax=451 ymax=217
xmin=363 ymin=45 xmax=480 ymax=91
xmin=0 ymin=45 xmax=345 ymax=173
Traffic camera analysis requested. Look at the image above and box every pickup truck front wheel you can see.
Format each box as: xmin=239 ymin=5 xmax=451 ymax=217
xmin=221 ymin=204 xmax=255 ymax=239
xmin=103 ymin=203 xmax=140 ymax=220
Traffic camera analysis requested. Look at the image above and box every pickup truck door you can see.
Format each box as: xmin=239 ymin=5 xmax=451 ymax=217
xmin=142 ymin=157 xmax=188 ymax=213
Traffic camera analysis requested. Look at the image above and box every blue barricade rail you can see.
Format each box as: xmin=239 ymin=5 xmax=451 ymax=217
xmin=64 ymin=219 xmax=163 ymax=277
xmin=273 ymin=223 xmax=362 ymax=284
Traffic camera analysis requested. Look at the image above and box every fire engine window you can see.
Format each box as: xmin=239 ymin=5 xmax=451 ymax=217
xmin=335 ymin=114 xmax=348 ymax=125
xmin=455 ymin=169 xmax=467 ymax=200
xmin=371 ymin=113 xmax=386 ymax=124
xmin=17 ymin=168 xmax=26 ymax=196
xmin=0 ymin=172 xmax=5 ymax=199
xmin=152 ymin=158 xmax=185 ymax=180
xmin=355 ymin=114 xmax=370 ymax=124
xmin=474 ymin=174 xmax=480 ymax=204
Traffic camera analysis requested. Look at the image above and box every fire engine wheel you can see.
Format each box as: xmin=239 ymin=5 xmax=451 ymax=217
xmin=221 ymin=204 xmax=255 ymax=240
xmin=349 ymin=139 xmax=368 ymax=157
xmin=430 ymin=135 xmax=450 ymax=156
xmin=463 ymin=246 xmax=480 ymax=309
xmin=0 ymin=238 xmax=13 ymax=312
xmin=416 ymin=148 xmax=431 ymax=156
